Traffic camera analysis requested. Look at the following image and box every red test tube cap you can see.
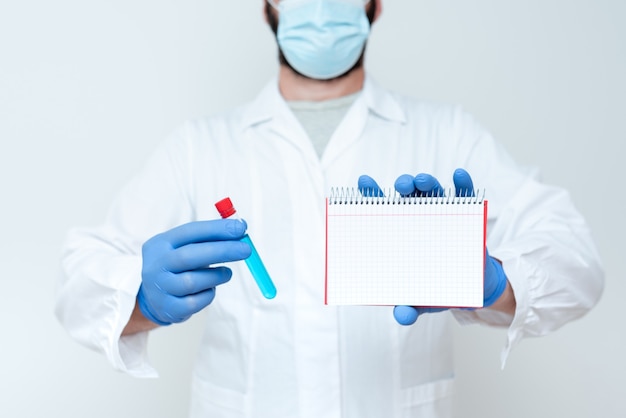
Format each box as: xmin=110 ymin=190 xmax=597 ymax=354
xmin=215 ymin=197 xmax=237 ymax=219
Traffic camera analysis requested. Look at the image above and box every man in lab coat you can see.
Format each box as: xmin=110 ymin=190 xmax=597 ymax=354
xmin=55 ymin=1 xmax=604 ymax=417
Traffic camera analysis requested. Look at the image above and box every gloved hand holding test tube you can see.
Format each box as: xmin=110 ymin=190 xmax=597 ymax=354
xmin=215 ymin=197 xmax=277 ymax=299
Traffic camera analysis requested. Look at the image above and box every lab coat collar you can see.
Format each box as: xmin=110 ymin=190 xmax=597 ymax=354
xmin=239 ymin=77 xmax=285 ymax=131
xmin=361 ymin=76 xmax=407 ymax=124
xmin=240 ymin=75 xmax=407 ymax=131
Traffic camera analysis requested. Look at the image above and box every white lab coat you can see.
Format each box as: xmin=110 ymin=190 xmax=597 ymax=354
xmin=56 ymin=77 xmax=604 ymax=418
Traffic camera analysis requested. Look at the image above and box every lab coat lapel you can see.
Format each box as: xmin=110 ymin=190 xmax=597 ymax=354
xmin=242 ymin=80 xmax=341 ymax=417
xmin=241 ymin=78 xmax=320 ymax=168
xmin=321 ymin=95 xmax=368 ymax=168
xmin=321 ymin=77 xmax=406 ymax=169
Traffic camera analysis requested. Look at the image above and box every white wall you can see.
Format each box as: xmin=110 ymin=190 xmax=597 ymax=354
xmin=1 ymin=1 xmax=623 ymax=417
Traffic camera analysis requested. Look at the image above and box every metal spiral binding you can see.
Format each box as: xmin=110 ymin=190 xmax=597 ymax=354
xmin=328 ymin=187 xmax=485 ymax=205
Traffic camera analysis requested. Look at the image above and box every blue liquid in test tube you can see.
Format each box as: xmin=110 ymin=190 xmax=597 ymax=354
xmin=215 ymin=197 xmax=277 ymax=299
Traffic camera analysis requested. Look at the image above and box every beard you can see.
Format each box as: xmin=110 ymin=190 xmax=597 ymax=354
xmin=264 ymin=0 xmax=377 ymax=81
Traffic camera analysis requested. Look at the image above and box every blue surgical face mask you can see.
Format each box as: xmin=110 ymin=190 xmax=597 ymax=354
xmin=269 ymin=0 xmax=371 ymax=80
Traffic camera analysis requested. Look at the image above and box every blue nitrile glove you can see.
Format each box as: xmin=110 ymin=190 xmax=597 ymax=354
xmin=358 ymin=168 xmax=508 ymax=326
xmin=137 ymin=219 xmax=252 ymax=325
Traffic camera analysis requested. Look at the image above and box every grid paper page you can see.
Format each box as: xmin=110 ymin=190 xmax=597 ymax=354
xmin=325 ymin=197 xmax=486 ymax=307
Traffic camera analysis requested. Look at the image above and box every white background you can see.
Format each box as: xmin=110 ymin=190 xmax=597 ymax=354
xmin=1 ymin=0 xmax=624 ymax=416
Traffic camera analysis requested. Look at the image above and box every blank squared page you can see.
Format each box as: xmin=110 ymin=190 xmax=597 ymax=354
xmin=325 ymin=194 xmax=486 ymax=307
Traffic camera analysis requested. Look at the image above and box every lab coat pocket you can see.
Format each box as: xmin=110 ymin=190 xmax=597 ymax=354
xmin=400 ymin=378 xmax=454 ymax=418
xmin=190 ymin=374 xmax=247 ymax=418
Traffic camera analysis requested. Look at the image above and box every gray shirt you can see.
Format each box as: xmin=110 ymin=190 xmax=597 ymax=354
xmin=288 ymin=92 xmax=360 ymax=158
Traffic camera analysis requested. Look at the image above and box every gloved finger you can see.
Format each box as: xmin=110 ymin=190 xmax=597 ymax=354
xmin=358 ymin=174 xmax=384 ymax=197
xmin=161 ymin=266 xmax=233 ymax=296
xmin=162 ymin=288 xmax=217 ymax=323
xmin=164 ymin=240 xmax=251 ymax=273
xmin=394 ymin=174 xmax=417 ymax=196
xmin=154 ymin=219 xmax=248 ymax=250
xmin=393 ymin=305 xmax=419 ymax=325
xmin=483 ymin=250 xmax=507 ymax=307
xmin=413 ymin=173 xmax=445 ymax=196
xmin=393 ymin=305 xmax=449 ymax=326
xmin=452 ymin=168 xmax=474 ymax=197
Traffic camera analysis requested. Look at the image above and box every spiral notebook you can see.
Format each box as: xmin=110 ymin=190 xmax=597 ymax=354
xmin=325 ymin=189 xmax=487 ymax=307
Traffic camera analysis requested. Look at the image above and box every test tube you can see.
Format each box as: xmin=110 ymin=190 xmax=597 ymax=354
xmin=215 ymin=197 xmax=277 ymax=299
